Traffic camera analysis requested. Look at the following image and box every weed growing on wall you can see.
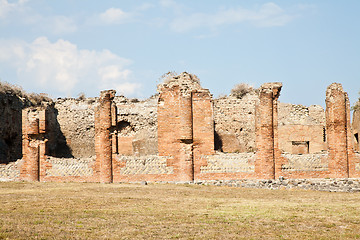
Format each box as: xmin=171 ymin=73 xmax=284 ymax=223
xmin=0 ymin=80 xmax=52 ymax=105
xmin=230 ymin=83 xmax=254 ymax=99
xmin=351 ymin=91 xmax=360 ymax=111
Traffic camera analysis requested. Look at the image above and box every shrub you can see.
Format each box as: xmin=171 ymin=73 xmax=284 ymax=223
xmin=217 ymin=93 xmax=227 ymax=99
xmin=351 ymin=91 xmax=360 ymax=112
xmin=230 ymin=83 xmax=254 ymax=99
xmin=159 ymin=71 xmax=200 ymax=85
xmin=0 ymin=81 xmax=25 ymax=96
xmin=26 ymin=93 xmax=52 ymax=105
xmin=77 ymin=92 xmax=86 ymax=100
xmin=0 ymin=80 xmax=52 ymax=105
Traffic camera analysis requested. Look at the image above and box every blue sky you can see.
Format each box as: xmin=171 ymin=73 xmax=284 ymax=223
xmin=0 ymin=0 xmax=359 ymax=107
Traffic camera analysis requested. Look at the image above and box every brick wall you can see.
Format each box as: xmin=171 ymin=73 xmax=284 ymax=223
xmin=94 ymin=90 xmax=117 ymax=183
xmin=353 ymin=103 xmax=360 ymax=151
xmin=157 ymin=86 xmax=194 ymax=181
xmin=193 ymin=90 xmax=217 ymax=180
xmin=278 ymin=103 xmax=326 ymax=154
xmin=278 ymin=125 xmax=326 ymax=154
xmin=12 ymin=77 xmax=360 ymax=183
xmin=20 ymin=106 xmax=47 ymax=181
xmin=255 ymin=82 xmax=282 ymax=179
xmin=325 ymin=83 xmax=351 ymax=178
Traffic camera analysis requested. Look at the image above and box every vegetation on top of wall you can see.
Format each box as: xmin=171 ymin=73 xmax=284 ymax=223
xmin=159 ymin=71 xmax=200 ymax=85
xmin=351 ymin=91 xmax=360 ymax=112
xmin=230 ymin=83 xmax=255 ymax=99
xmin=0 ymin=80 xmax=52 ymax=105
xmin=76 ymin=92 xmax=86 ymax=101
xmin=352 ymin=104 xmax=360 ymax=112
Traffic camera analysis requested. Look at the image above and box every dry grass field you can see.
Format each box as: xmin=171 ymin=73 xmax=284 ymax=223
xmin=1 ymin=182 xmax=360 ymax=239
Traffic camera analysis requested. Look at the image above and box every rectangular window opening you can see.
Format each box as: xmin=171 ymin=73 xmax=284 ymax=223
xmin=292 ymin=141 xmax=309 ymax=155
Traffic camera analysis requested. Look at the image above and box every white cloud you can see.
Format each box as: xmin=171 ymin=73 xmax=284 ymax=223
xmin=99 ymin=8 xmax=134 ymax=24
xmin=0 ymin=0 xmax=27 ymax=18
xmin=97 ymin=65 xmax=140 ymax=95
xmin=0 ymin=0 xmax=77 ymax=35
xmin=0 ymin=37 xmax=141 ymax=97
xmin=170 ymin=2 xmax=296 ymax=32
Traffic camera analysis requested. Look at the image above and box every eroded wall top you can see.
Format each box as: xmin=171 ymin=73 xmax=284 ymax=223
xmin=278 ymin=103 xmax=325 ymax=126
xmin=157 ymin=72 xmax=203 ymax=96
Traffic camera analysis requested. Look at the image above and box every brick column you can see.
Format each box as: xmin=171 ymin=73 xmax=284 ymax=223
xmin=21 ymin=107 xmax=47 ymax=182
xmin=97 ymin=90 xmax=116 ymax=183
xmin=178 ymin=94 xmax=194 ymax=181
xmin=111 ymin=103 xmax=118 ymax=154
xmin=157 ymin=73 xmax=213 ymax=182
xmin=325 ymin=83 xmax=350 ymax=178
xmin=255 ymin=82 xmax=282 ymax=179
xmin=192 ymin=90 xmax=215 ymax=179
xmin=158 ymin=86 xmax=194 ymax=182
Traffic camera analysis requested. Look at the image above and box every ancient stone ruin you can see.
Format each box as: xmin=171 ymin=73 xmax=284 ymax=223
xmin=1 ymin=72 xmax=360 ymax=186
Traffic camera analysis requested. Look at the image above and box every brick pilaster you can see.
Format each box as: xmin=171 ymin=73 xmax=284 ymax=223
xmin=97 ymin=90 xmax=116 ymax=183
xmin=255 ymin=82 xmax=282 ymax=179
xmin=326 ymin=83 xmax=352 ymax=178
xmin=21 ymin=107 xmax=47 ymax=181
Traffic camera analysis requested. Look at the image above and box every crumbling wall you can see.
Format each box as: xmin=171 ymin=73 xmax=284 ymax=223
xmin=114 ymin=96 xmax=158 ymax=156
xmin=0 ymin=82 xmax=53 ymax=164
xmin=157 ymin=73 xmax=200 ymax=182
xmin=0 ymin=159 xmax=22 ymax=181
xmin=51 ymin=95 xmax=157 ymax=159
xmin=213 ymin=92 xmax=258 ymax=153
xmin=281 ymin=153 xmax=328 ymax=172
xmin=200 ymin=152 xmax=255 ymax=173
xmin=3 ymin=76 xmax=360 ymax=183
xmin=278 ymin=103 xmax=326 ymax=154
xmin=279 ymin=83 xmax=360 ymax=179
xmin=353 ymin=101 xmax=360 ymax=152
xmin=52 ymin=98 xmax=97 ymax=158
xmin=0 ymin=93 xmax=26 ymax=163
xmin=156 ymin=72 xmax=215 ymax=182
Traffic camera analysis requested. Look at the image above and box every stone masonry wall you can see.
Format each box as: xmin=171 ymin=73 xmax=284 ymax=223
xmin=53 ymin=98 xmax=97 ymax=158
xmin=281 ymin=153 xmax=328 ymax=172
xmin=114 ymin=95 xmax=158 ymax=156
xmin=0 ymin=159 xmax=22 ymax=181
xmin=200 ymin=153 xmax=255 ymax=173
xmin=0 ymin=93 xmax=25 ymax=163
xmin=213 ymin=93 xmax=258 ymax=153
xmin=353 ymin=101 xmax=360 ymax=152
xmin=49 ymin=95 xmax=158 ymax=159
xmin=2 ymin=76 xmax=360 ymax=184
xmin=278 ymin=103 xmax=326 ymax=154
